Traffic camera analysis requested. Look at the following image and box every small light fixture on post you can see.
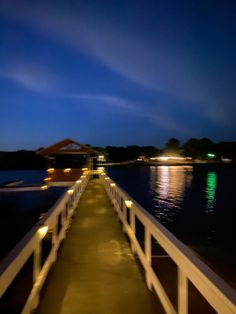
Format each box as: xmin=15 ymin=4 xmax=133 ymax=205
xmin=37 ymin=224 xmax=48 ymax=238
xmin=47 ymin=168 xmax=55 ymax=173
xmin=67 ymin=189 xmax=74 ymax=195
xmin=125 ymin=200 xmax=132 ymax=208
xmin=40 ymin=185 xmax=48 ymax=190
xmin=64 ymin=168 xmax=71 ymax=173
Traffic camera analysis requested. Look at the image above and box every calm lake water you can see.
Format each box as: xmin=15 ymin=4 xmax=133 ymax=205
xmin=107 ymin=164 xmax=236 ymax=288
xmin=0 ymin=170 xmax=65 ymax=259
xmin=0 ymin=169 xmax=46 ymax=184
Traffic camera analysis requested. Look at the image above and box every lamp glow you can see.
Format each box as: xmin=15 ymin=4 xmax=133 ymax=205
xmin=47 ymin=168 xmax=55 ymax=173
xmin=125 ymin=200 xmax=132 ymax=208
xmin=41 ymin=185 xmax=48 ymax=190
xmin=67 ymin=189 xmax=74 ymax=195
xmin=81 ymin=175 xmax=86 ymax=179
xmin=110 ymin=183 xmax=116 ymax=187
xmin=105 ymin=177 xmax=110 ymax=180
xmin=64 ymin=168 xmax=71 ymax=173
xmin=44 ymin=177 xmax=51 ymax=182
xmin=207 ymin=153 xmax=215 ymax=158
xmin=76 ymin=180 xmax=82 ymax=184
xmin=38 ymin=225 xmax=48 ymax=238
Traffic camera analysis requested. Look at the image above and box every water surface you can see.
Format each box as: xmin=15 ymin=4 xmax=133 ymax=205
xmin=107 ymin=165 xmax=236 ymax=287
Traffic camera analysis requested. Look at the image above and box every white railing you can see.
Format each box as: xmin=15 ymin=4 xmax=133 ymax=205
xmin=0 ymin=174 xmax=89 ymax=314
xmin=100 ymin=173 xmax=236 ymax=314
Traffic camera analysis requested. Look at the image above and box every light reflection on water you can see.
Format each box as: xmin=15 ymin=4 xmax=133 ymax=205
xmin=151 ymin=166 xmax=193 ymax=224
xmin=206 ymin=172 xmax=217 ymax=213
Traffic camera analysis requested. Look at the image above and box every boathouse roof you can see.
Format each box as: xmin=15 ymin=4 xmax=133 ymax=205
xmin=37 ymin=138 xmax=100 ymax=156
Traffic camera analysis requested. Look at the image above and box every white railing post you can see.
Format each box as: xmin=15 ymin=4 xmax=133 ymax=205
xmin=130 ymin=206 xmax=136 ymax=253
xmin=32 ymin=240 xmax=41 ymax=310
xmin=178 ymin=268 xmax=188 ymax=314
xmin=123 ymin=200 xmax=127 ymax=232
xmin=51 ymin=223 xmax=57 ymax=263
xmin=145 ymin=228 xmax=152 ymax=290
xmin=33 ymin=241 xmax=41 ymax=283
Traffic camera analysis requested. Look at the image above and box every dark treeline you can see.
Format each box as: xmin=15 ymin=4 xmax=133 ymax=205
xmin=95 ymin=138 xmax=236 ymax=162
xmin=0 ymin=138 xmax=235 ymax=169
xmin=104 ymin=146 xmax=160 ymax=162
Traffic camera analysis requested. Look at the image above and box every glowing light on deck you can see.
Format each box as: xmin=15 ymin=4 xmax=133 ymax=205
xmin=81 ymin=175 xmax=86 ymax=179
xmin=41 ymin=185 xmax=48 ymax=190
xmin=105 ymin=177 xmax=110 ymax=180
xmin=67 ymin=189 xmax=74 ymax=195
xmin=82 ymin=167 xmax=88 ymax=171
xmin=110 ymin=183 xmax=116 ymax=187
xmin=44 ymin=177 xmax=51 ymax=182
xmin=125 ymin=200 xmax=132 ymax=208
xmin=47 ymin=168 xmax=55 ymax=173
xmin=76 ymin=180 xmax=82 ymax=184
xmin=64 ymin=168 xmax=71 ymax=173
xmin=38 ymin=225 xmax=48 ymax=238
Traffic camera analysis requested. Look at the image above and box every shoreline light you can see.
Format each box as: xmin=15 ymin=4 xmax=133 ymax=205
xmin=150 ymin=156 xmax=190 ymax=162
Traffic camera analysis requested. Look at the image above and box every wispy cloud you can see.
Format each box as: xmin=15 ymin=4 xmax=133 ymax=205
xmin=68 ymin=92 xmax=192 ymax=134
xmin=0 ymin=62 xmax=59 ymax=93
xmin=1 ymin=1 xmax=235 ymax=127
xmin=69 ymin=93 xmax=139 ymax=111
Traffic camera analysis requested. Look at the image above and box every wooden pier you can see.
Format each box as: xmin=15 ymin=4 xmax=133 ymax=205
xmin=36 ymin=178 xmax=162 ymax=313
xmin=1 ymin=171 xmax=236 ymax=314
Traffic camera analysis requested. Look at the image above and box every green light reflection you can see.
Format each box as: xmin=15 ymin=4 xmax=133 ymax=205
xmin=206 ymin=172 xmax=217 ymax=213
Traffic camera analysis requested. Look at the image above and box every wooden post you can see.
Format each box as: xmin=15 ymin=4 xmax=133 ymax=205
xmin=178 ymin=268 xmax=188 ymax=314
xmin=145 ymin=228 xmax=152 ymax=290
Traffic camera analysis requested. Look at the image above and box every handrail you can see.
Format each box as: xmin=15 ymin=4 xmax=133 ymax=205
xmin=100 ymin=173 xmax=236 ymax=314
xmin=0 ymin=174 xmax=89 ymax=313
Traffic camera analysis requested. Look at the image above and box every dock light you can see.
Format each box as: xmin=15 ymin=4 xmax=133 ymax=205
xmin=44 ymin=177 xmax=51 ymax=182
xmin=47 ymin=168 xmax=55 ymax=173
xmin=82 ymin=167 xmax=88 ymax=171
xmin=110 ymin=183 xmax=116 ymax=187
xmin=125 ymin=200 xmax=132 ymax=208
xmin=67 ymin=189 xmax=74 ymax=195
xmin=105 ymin=177 xmax=110 ymax=180
xmin=76 ymin=180 xmax=82 ymax=184
xmin=38 ymin=225 xmax=48 ymax=238
xmin=41 ymin=185 xmax=48 ymax=190
xmin=81 ymin=175 xmax=86 ymax=179
xmin=64 ymin=168 xmax=71 ymax=173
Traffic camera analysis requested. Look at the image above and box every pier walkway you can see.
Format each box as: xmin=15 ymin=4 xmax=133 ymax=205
xmin=37 ymin=178 xmax=163 ymax=314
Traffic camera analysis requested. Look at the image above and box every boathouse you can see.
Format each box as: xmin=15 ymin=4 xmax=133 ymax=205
xmin=38 ymin=139 xmax=100 ymax=182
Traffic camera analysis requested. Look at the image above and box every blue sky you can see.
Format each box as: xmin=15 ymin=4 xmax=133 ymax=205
xmin=0 ymin=0 xmax=236 ymax=150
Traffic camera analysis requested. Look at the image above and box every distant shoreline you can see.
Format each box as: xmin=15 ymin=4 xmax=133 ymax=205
xmin=100 ymin=160 xmax=236 ymax=167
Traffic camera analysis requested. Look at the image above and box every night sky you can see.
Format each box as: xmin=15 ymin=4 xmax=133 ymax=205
xmin=1 ymin=0 xmax=236 ymax=150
